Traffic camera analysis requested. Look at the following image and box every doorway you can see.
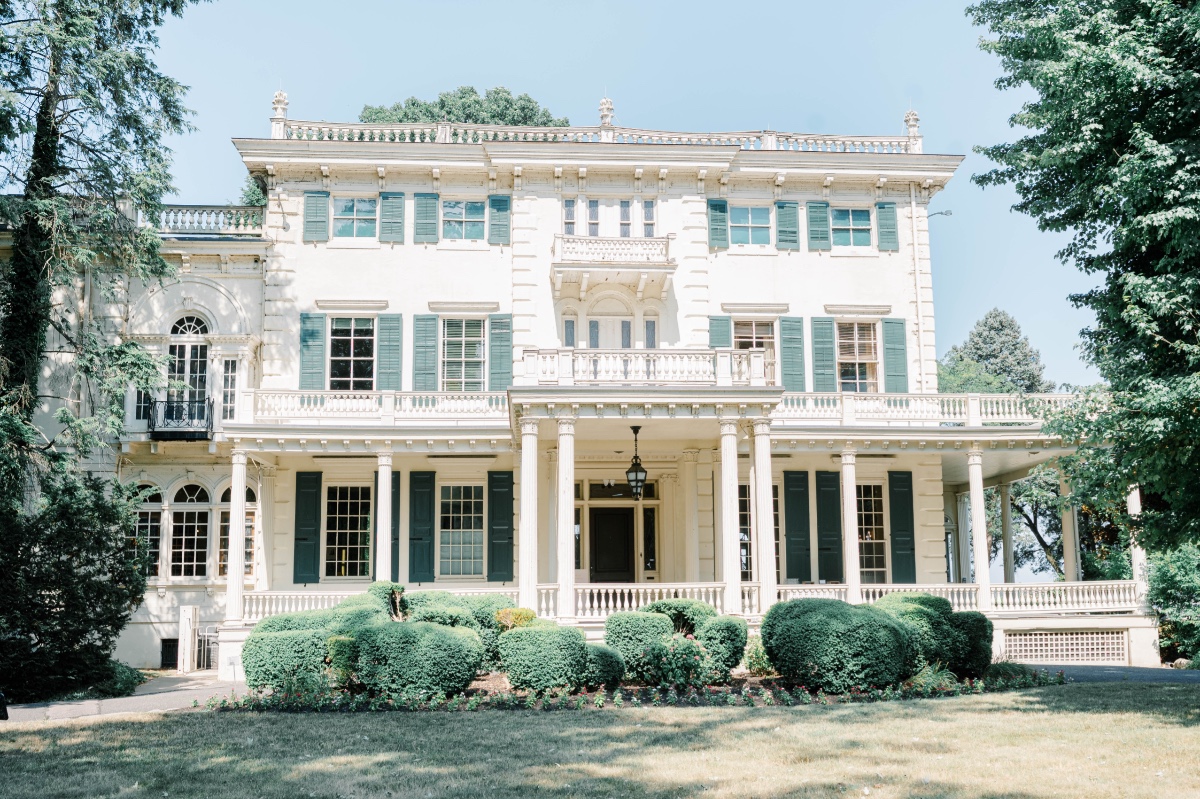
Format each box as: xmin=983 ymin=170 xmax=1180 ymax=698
xmin=590 ymin=507 xmax=635 ymax=582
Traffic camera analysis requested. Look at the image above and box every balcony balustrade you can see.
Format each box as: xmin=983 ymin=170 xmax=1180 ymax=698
xmin=245 ymin=390 xmax=510 ymax=426
xmin=522 ymin=347 xmax=769 ymax=387
xmin=147 ymin=399 xmax=213 ymax=441
xmin=553 ymin=234 xmax=672 ymax=265
xmin=155 ymin=205 xmax=264 ymax=237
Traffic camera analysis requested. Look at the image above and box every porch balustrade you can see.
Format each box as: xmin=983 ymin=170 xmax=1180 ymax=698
xmin=243 ymin=591 xmax=362 ymax=622
xmin=570 ymin=583 xmax=728 ymax=620
xmin=246 ymin=390 xmax=509 ymax=424
xmin=774 ymin=392 xmax=1076 ymax=427
xmin=553 ymin=234 xmax=672 ymax=265
xmin=860 ymin=583 xmax=981 ymax=612
xmin=777 ymin=585 xmax=850 ymax=602
xmin=522 ymin=348 xmax=767 ymax=387
xmin=990 ymin=580 xmax=1137 ymax=614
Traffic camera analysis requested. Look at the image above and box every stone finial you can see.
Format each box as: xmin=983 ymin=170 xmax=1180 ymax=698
xmin=599 ymin=97 xmax=614 ymax=127
xmin=904 ymin=109 xmax=920 ymax=138
xmin=272 ymin=90 xmax=289 ymax=118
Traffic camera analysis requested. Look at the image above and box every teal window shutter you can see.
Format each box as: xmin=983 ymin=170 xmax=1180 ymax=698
xmin=707 ymin=199 xmax=729 ymax=249
xmin=779 ymin=317 xmax=806 ymax=391
xmin=414 ymin=193 xmax=439 ymax=243
xmin=488 ymin=313 xmax=512 ymax=390
xmin=376 ymin=314 xmax=403 ymax=390
xmin=379 ymin=192 xmax=405 ymax=243
xmin=487 ymin=471 xmax=514 ymax=581
xmin=888 ymin=471 xmax=916 ymax=583
xmin=806 ymin=202 xmax=831 ymax=251
xmin=708 ymin=315 xmax=732 ymax=349
xmin=299 ymin=313 xmax=327 ymax=390
xmin=409 ymin=471 xmax=436 ymax=582
xmin=882 ymin=318 xmax=909 ymax=393
xmin=876 ymin=202 xmax=899 ymax=252
xmin=783 ymin=471 xmax=811 ymax=582
xmin=775 ymin=201 xmax=800 ymax=250
xmin=390 ymin=471 xmax=401 ymax=581
xmin=815 ymin=471 xmax=843 ymax=582
xmin=412 ymin=314 xmax=439 ymax=391
xmin=303 ymin=191 xmax=329 ymax=242
xmin=488 ymin=195 xmax=511 ymax=245
xmin=293 ymin=472 xmax=322 ymax=584
xmin=811 ymin=317 xmax=836 ymax=392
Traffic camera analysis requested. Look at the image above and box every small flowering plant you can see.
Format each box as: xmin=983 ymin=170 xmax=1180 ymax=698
xmin=642 ymin=633 xmax=713 ymax=691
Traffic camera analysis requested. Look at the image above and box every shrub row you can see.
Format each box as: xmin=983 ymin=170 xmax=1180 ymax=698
xmin=601 ymin=610 xmax=748 ymax=687
xmin=403 ymin=590 xmax=516 ymax=666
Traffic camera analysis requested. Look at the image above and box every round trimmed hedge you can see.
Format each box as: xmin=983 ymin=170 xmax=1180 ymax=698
xmin=640 ymin=599 xmax=718 ymax=634
xmin=697 ymin=616 xmax=748 ymax=673
xmin=872 ymin=592 xmax=964 ymax=671
xmin=583 ymin=643 xmax=625 ymax=689
xmin=948 ymin=611 xmax=994 ymax=678
xmin=242 ymin=629 xmax=328 ymax=690
xmin=760 ymin=598 xmax=915 ymax=693
xmin=604 ymin=611 xmax=674 ymax=681
xmin=403 ymin=591 xmax=515 ymax=665
xmin=355 ymin=621 xmax=484 ymax=695
xmin=498 ymin=624 xmax=588 ymax=690
xmin=409 ymin=604 xmax=480 ymax=631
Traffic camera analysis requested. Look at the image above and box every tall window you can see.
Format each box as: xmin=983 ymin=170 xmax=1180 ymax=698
xmin=219 ymin=486 xmax=257 ymax=578
xmin=643 ymin=199 xmax=656 ymax=237
xmin=563 ymin=198 xmax=576 ymax=235
xmin=644 ymin=318 xmax=657 ymax=349
xmin=730 ymin=207 xmax=770 ymax=244
xmin=325 ymin=485 xmax=371 ymax=577
xmin=442 ymin=200 xmax=485 ymax=240
xmin=587 ymin=199 xmax=599 ymax=237
xmin=329 ymin=317 xmax=375 ymax=391
xmin=735 ymin=320 xmax=775 ymax=380
xmin=170 ymin=484 xmax=210 ymax=578
xmin=563 ymin=317 xmax=576 ymax=348
xmin=133 ymin=484 xmax=162 ymax=578
xmin=739 ymin=484 xmax=753 ymax=581
xmin=643 ymin=507 xmax=657 ymax=572
xmin=620 ymin=200 xmax=632 ymax=237
xmin=221 ymin=360 xmax=238 ymax=421
xmin=135 ymin=390 xmax=153 ymax=421
xmin=333 ymin=198 xmax=377 ymax=238
xmin=168 ymin=316 xmax=208 ymax=417
xmin=574 ymin=506 xmax=582 ymax=570
xmin=857 ymin=484 xmax=887 ymax=583
xmin=439 ymin=484 xmax=484 ymax=576
xmin=837 ymin=322 xmax=878 ymax=392
xmin=442 ymin=318 xmax=485 ymax=392
xmin=831 ymin=208 xmax=871 ymax=246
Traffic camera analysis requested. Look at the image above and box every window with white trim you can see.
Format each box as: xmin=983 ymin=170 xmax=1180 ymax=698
xmin=221 ymin=359 xmax=238 ymax=420
xmin=441 ymin=318 xmax=485 ymax=392
xmin=563 ymin=198 xmax=576 ymax=235
xmin=442 ymin=199 xmax=485 ymax=240
xmin=837 ymin=322 xmax=878 ymax=393
xmin=439 ymin=484 xmax=484 ymax=576
xmin=170 ymin=484 xmax=209 ymax=578
xmin=620 ymin=200 xmax=632 ymax=237
xmin=324 ymin=485 xmax=372 ymax=577
xmin=219 ymin=486 xmax=257 ymax=578
xmin=563 ymin=317 xmax=577 ymax=348
xmin=831 ymin=208 xmax=871 ymax=247
xmin=643 ymin=199 xmax=656 ymax=237
xmin=329 ymin=317 xmax=375 ymax=391
xmin=735 ymin=320 xmax=775 ymax=381
xmin=587 ymin=199 xmax=599 ymax=237
xmin=857 ymin=484 xmax=887 ymax=584
xmin=333 ymin=198 xmax=377 ymax=238
xmin=730 ymin=206 xmax=770 ymax=245
xmin=133 ymin=484 xmax=162 ymax=578
xmin=738 ymin=483 xmax=780 ymax=582
xmin=135 ymin=390 xmax=153 ymax=421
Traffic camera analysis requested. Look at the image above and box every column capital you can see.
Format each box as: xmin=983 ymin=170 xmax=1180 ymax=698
xmin=839 ymin=448 xmax=857 ymax=465
xmin=376 ymin=451 xmax=393 ymax=468
xmin=719 ymin=419 xmax=740 ymax=437
xmin=751 ymin=418 xmax=772 ymax=437
xmin=519 ymin=417 xmax=541 ymax=436
xmin=546 ymin=449 xmax=558 ymax=462
xmin=557 ymin=417 xmax=576 ymax=435
xmin=259 ymin=465 xmax=276 ymax=479
xmin=681 ymin=449 xmax=699 ymax=463
xmin=967 ymin=449 xmax=983 ymax=466
xmin=231 ymin=449 xmax=248 ymax=466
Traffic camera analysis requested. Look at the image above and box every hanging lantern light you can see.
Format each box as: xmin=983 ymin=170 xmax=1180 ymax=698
xmin=625 ymin=425 xmax=648 ymax=500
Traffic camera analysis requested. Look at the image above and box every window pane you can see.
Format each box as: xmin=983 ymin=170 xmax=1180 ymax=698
xmin=730 ymin=226 xmax=750 ymax=245
xmin=334 ymin=198 xmax=356 ymax=216
xmin=332 ymin=219 xmax=355 ymax=237
xmin=443 ymin=220 xmax=463 ymax=239
xmin=750 ymin=207 xmax=770 ymax=225
xmin=465 ymin=201 xmax=485 ymax=219
xmin=730 ymin=207 xmax=749 ymax=225
xmin=751 ymin=226 xmax=770 ymax=245
xmin=851 ymin=209 xmax=871 ymax=226
xmin=852 ymin=228 xmax=871 ymax=246
xmin=832 ymin=208 xmax=851 ymax=225
xmin=832 ymin=229 xmax=852 ymax=247
xmin=442 ymin=200 xmax=464 ymax=219
xmin=356 ymin=219 xmax=376 ymax=238
xmin=464 ymin=220 xmax=485 ymax=240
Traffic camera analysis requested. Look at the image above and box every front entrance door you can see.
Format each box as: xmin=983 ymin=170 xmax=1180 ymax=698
xmin=590 ymin=507 xmax=635 ymax=582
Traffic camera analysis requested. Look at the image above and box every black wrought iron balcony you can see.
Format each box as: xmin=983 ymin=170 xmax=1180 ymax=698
xmin=147 ymin=398 xmax=213 ymax=441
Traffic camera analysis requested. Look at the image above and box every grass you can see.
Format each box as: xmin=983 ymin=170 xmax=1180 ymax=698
xmin=1 ymin=683 xmax=1196 ymax=798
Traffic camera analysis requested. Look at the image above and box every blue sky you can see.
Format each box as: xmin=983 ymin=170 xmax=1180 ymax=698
xmin=155 ymin=0 xmax=1097 ymax=386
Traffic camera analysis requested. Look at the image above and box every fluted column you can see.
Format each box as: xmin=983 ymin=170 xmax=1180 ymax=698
xmin=840 ymin=448 xmax=861 ymax=604
xmin=718 ymin=420 xmax=741 ymax=614
xmin=556 ymin=418 xmax=576 ymax=621
xmin=375 ymin=452 xmax=392 ymax=582
xmin=1127 ymin=485 xmax=1150 ymax=612
xmin=518 ymin=418 xmax=540 ymax=611
xmin=681 ymin=449 xmax=700 ymax=582
xmin=1059 ymin=477 xmax=1080 ymax=582
xmin=225 ymin=449 xmax=248 ymax=622
xmin=968 ymin=449 xmax=992 ymax=610
xmin=1000 ymin=482 xmax=1014 ymax=583
xmin=751 ymin=419 xmax=777 ymax=614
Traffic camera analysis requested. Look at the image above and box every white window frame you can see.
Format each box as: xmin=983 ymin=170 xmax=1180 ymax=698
xmin=218 ymin=484 xmax=258 ymax=581
xmin=328 ymin=316 xmax=377 ymax=392
xmin=440 ymin=317 xmax=487 ymax=393
xmin=586 ymin=197 xmax=600 ymax=237
xmin=830 ymin=206 xmax=874 ymax=250
xmin=563 ymin=198 xmax=577 ymax=235
xmin=836 ymin=321 xmax=880 ymax=393
xmin=169 ymin=484 xmax=212 ymax=580
xmin=322 ymin=483 xmax=373 ymax=580
xmin=331 ymin=196 xmax=379 ymax=239
xmin=729 ymin=205 xmax=771 ymax=246
xmin=642 ymin=198 xmax=657 ymax=238
xmin=619 ymin=199 xmax=633 ymax=238
xmin=856 ymin=481 xmax=890 ymax=584
xmin=441 ymin=198 xmax=487 ymax=241
xmin=436 ymin=481 xmax=487 ymax=579
xmin=135 ymin=485 xmax=164 ymax=579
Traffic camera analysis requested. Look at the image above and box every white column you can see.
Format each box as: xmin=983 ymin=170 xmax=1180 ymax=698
xmin=555 ymin=418 xmax=576 ymax=621
xmin=681 ymin=449 xmax=700 ymax=582
xmin=1059 ymin=477 xmax=1080 ymax=582
xmin=518 ymin=418 xmax=540 ymax=611
xmin=1000 ymin=482 xmax=1014 ymax=584
xmin=751 ymin=419 xmax=777 ymax=614
xmin=225 ymin=449 xmax=248 ymax=622
xmin=718 ymin=419 xmax=741 ymax=614
xmin=374 ymin=452 xmax=392 ymax=582
xmin=840 ymin=449 xmax=861 ymax=604
xmin=956 ymin=493 xmax=972 ymax=582
xmin=1127 ymin=485 xmax=1150 ymax=612
xmin=967 ymin=449 xmax=992 ymax=610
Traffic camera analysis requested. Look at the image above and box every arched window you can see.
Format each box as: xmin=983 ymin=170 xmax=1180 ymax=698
xmin=168 ymin=317 xmax=209 ymax=416
xmin=170 ymin=484 xmax=210 ymax=577
xmin=131 ymin=484 xmax=163 ymax=578
xmin=171 ymin=316 xmax=209 ymax=336
xmin=219 ymin=486 xmax=258 ymax=579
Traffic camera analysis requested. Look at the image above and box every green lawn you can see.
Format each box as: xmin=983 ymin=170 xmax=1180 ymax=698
xmin=2 ymin=683 xmax=1196 ymax=799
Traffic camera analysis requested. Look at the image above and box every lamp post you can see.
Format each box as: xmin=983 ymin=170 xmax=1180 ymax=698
xmin=626 ymin=426 xmax=648 ymax=500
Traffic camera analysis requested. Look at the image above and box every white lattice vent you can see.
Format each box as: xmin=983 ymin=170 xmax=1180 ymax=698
xmin=1004 ymin=630 xmax=1127 ymax=664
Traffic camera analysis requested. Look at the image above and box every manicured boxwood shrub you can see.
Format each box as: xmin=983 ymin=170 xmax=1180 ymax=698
xmin=254 ymin=609 xmax=336 ymax=634
xmin=498 ymin=624 xmax=588 ymax=691
xmin=949 ymin=611 xmax=994 ymax=678
xmin=641 ymin=633 xmax=713 ymax=690
xmin=401 ymin=591 xmax=514 ymax=665
xmin=409 ymin=604 xmax=480 ymax=631
xmin=366 ymin=581 xmax=405 ymax=616
xmin=873 ymin=592 xmax=965 ymax=671
xmin=641 ymin=599 xmax=718 ymax=634
xmin=355 ymin=621 xmax=484 ymax=695
xmin=404 ymin=590 xmax=461 ymax=615
xmin=583 ymin=643 xmax=625 ymax=689
xmin=242 ymin=629 xmax=328 ymax=690
xmin=760 ymin=598 xmax=915 ymax=693
xmin=697 ymin=615 xmax=748 ymax=674
xmin=604 ymin=611 xmax=674 ymax=681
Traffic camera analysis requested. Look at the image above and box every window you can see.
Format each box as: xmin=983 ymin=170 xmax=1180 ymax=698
xmin=133 ymin=485 xmax=162 ymax=578
xmin=442 ymin=200 xmax=485 ymax=240
xmin=329 ymin=317 xmax=375 ymax=391
xmin=837 ymin=322 xmax=878 ymax=392
xmin=333 ymin=198 xmax=377 ymax=238
xmin=221 ymin=360 xmax=238 ymax=421
xmin=735 ymin=320 xmax=775 ymax=381
xmin=574 ymin=506 xmax=582 ymax=570
xmin=171 ymin=316 xmax=209 ymax=336
xmin=441 ymin=318 xmax=485 ymax=392
xmin=739 ymin=485 xmax=753 ymax=581
xmin=643 ymin=507 xmax=657 ymax=572
xmin=645 ymin=319 xmax=657 ymax=349
xmin=218 ymin=486 xmax=257 ymax=578
xmin=135 ymin=390 xmax=153 ymax=421
xmin=587 ymin=199 xmax=599 ymax=237
xmin=620 ymin=200 xmax=632 ymax=237
xmin=643 ymin=199 xmax=656 ymax=237
xmin=563 ymin=198 xmax=576 ymax=235
xmin=857 ymin=484 xmax=887 ymax=583
xmin=563 ymin=318 xmax=576 ymax=348
xmin=170 ymin=484 xmax=210 ymax=578
xmin=730 ymin=207 xmax=770 ymax=245
xmin=832 ymin=208 xmax=871 ymax=247
xmin=439 ymin=484 xmax=484 ymax=576
xmin=324 ymin=485 xmax=371 ymax=577
xmin=168 ymin=318 xmax=208 ymax=411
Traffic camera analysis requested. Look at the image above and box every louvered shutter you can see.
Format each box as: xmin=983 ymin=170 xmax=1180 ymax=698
xmin=707 ymin=199 xmax=729 ymax=249
xmin=783 ymin=471 xmax=811 ymax=582
xmin=811 ymin=317 xmax=836 ymax=392
xmin=488 ymin=195 xmax=511 ymax=245
xmin=390 ymin=471 xmax=401 ymax=581
xmin=708 ymin=316 xmax=732 ymax=349
xmin=293 ymin=472 xmax=322 ymax=584
xmin=815 ymin=471 xmax=843 ymax=582
xmin=488 ymin=313 xmax=512 ymax=390
xmin=889 ymin=471 xmax=916 ymax=583
xmin=303 ymin=191 xmax=329 ymax=242
xmin=409 ymin=471 xmax=436 ymax=582
xmin=412 ymin=314 xmax=439 ymax=391
xmin=882 ymin=318 xmax=909 ymax=393
xmin=779 ymin=317 xmax=806 ymax=391
xmin=414 ymin=193 xmax=439 ymax=243
xmin=299 ymin=313 xmax=326 ymax=390
xmin=876 ymin=202 xmax=899 ymax=252
xmin=376 ymin=314 xmax=403 ymax=390
xmin=775 ymin=201 xmax=800 ymax=250
xmin=487 ymin=471 xmax=514 ymax=581
xmin=806 ymin=202 xmax=831 ymax=251
xmin=379 ymin=192 xmax=405 ymax=243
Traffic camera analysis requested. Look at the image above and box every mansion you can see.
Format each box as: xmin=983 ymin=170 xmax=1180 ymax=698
xmin=79 ymin=94 xmax=1157 ymax=678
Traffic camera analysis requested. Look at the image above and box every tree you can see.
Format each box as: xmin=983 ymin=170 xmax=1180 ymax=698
xmin=1147 ymin=544 xmax=1200 ymax=661
xmin=941 ymin=309 xmax=1055 ymax=394
xmin=360 ymin=86 xmax=569 ymax=127
xmin=238 ymin=174 xmax=267 ymax=206
xmin=967 ymin=1 xmax=1200 ymax=553
xmin=0 ymin=1 xmax=197 ymax=702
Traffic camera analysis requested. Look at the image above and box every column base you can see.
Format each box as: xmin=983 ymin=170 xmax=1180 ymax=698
xmin=216 ymin=623 xmax=253 ymax=682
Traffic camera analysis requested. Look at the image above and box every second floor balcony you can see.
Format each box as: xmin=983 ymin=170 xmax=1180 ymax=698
xmin=522 ymin=347 xmax=771 ymax=387
xmin=551 ymin=234 xmax=676 ymax=301
xmin=147 ymin=399 xmax=214 ymax=441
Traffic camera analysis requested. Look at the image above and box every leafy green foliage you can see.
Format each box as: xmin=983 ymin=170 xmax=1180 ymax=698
xmin=238 ymin=174 xmax=267 ymax=206
xmin=495 ymin=607 xmax=536 ymax=631
xmin=744 ymin=635 xmax=775 ymax=676
xmin=905 ymin=662 xmax=959 ymax=692
xmin=360 ymin=86 xmax=568 ymax=127
xmin=365 ymin=581 xmax=405 ymax=617
xmin=242 ymin=630 xmax=329 ymax=691
xmin=583 ymin=643 xmax=625 ymax=689
xmin=873 ymin=593 xmax=963 ymax=671
xmin=603 ymin=612 xmax=674 ymax=682
xmin=640 ymin=599 xmax=718 ymax=635
xmin=696 ymin=616 xmax=748 ymax=674
xmin=355 ymin=622 xmax=484 ymax=696
xmin=948 ymin=612 xmax=994 ymax=679
xmin=409 ymin=605 xmax=479 ymax=631
xmin=967 ymin=1 xmax=1200 ymax=551
xmin=640 ymin=634 xmax=713 ymax=691
xmin=1148 ymin=544 xmax=1200 ymax=659
xmin=760 ymin=599 xmax=915 ymax=693
xmin=941 ymin=309 xmax=1055 ymax=393
xmin=402 ymin=591 xmax=513 ymax=666
xmin=497 ymin=624 xmax=588 ymax=691
xmin=254 ymin=609 xmax=337 ymax=634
